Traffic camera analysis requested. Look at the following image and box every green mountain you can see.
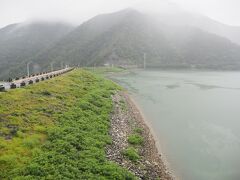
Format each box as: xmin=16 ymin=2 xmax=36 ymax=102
xmin=0 ymin=22 xmax=73 ymax=79
xmin=1 ymin=9 xmax=240 ymax=79
xmin=34 ymin=9 xmax=240 ymax=69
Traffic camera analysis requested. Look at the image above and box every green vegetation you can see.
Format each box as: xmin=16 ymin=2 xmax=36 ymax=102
xmin=116 ymin=97 xmax=144 ymax=164
xmin=122 ymin=147 xmax=140 ymax=162
xmin=119 ymin=99 xmax=128 ymax=112
xmin=133 ymin=128 xmax=143 ymax=134
xmin=85 ymin=67 xmax=125 ymax=75
xmin=34 ymin=9 xmax=240 ymax=71
xmin=128 ymin=134 xmax=144 ymax=145
xmin=0 ymin=22 xmax=73 ymax=80
xmin=2 ymin=9 xmax=240 ymax=79
xmin=0 ymin=69 xmax=135 ymax=179
xmin=124 ymin=131 xmax=143 ymax=162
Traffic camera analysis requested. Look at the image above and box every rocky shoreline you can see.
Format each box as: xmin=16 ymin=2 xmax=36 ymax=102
xmin=106 ymin=91 xmax=173 ymax=179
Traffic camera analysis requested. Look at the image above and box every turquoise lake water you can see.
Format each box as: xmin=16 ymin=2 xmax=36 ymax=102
xmin=111 ymin=70 xmax=240 ymax=180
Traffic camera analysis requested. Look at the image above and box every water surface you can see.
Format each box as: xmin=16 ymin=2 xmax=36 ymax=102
xmin=112 ymin=70 xmax=240 ymax=180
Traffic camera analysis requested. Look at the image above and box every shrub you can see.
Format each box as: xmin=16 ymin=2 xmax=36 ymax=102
xmin=122 ymin=147 xmax=140 ymax=162
xmin=128 ymin=134 xmax=144 ymax=145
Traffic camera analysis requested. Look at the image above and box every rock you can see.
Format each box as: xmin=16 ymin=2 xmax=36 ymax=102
xmin=106 ymin=92 xmax=173 ymax=180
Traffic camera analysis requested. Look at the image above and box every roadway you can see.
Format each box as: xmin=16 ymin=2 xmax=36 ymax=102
xmin=0 ymin=67 xmax=74 ymax=91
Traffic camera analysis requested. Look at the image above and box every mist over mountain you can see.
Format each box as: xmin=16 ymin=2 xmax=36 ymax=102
xmin=1 ymin=9 xmax=240 ymax=79
xmin=152 ymin=12 xmax=240 ymax=45
xmin=0 ymin=22 xmax=74 ymax=79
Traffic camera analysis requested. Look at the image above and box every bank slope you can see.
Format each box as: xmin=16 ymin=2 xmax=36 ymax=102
xmin=0 ymin=69 xmax=135 ymax=179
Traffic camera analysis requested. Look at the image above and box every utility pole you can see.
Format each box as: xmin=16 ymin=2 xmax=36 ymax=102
xmin=27 ymin=61 xmax=32 ymax=77
xmin=50 ymin=62 xmax=54 ymax=72
xmin=143 ymin=53 xmax=146 ymax=69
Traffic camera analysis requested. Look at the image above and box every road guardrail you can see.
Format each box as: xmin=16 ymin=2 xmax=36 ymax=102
xmin=0 ymin=67 xmax=74 ymax=91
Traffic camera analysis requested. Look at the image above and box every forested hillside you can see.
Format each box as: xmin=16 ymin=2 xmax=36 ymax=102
xmin=1 ymin=9 xmax=240 ymax=79
xmin=35 ymin=9 xmax=240 ymax=70
xmin=0 ymin=22 xmax=73 ymax=79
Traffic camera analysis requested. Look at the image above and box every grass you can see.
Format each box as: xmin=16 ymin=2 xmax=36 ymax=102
xmin=116 ymin=97 xmax=144 ymax=163
xmin=122 ymin=147 xmax=140 ymax=162
xmin=125 ymin=132 xmax=143 ymax=163
xmin=84 ymin=67 xmax=126 ymax=75
xmin=128 ymin=134 xmax=144 ymax=145
xmin=134 ymin=128 xmax=143 ymax=134
xmin=0 ymin=69 xmax=135 ymax=179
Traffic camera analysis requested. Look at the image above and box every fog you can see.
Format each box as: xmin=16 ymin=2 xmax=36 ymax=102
xmin=0 ymin=0 xmax=239 ymax=28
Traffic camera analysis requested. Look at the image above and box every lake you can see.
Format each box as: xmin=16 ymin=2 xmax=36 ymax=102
xmin=111 ymin=70 xmax=240 ymax=180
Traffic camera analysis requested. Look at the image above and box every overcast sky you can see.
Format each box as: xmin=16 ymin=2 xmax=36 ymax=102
xmin=0 ymin=0 xmax=239 ymax=28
